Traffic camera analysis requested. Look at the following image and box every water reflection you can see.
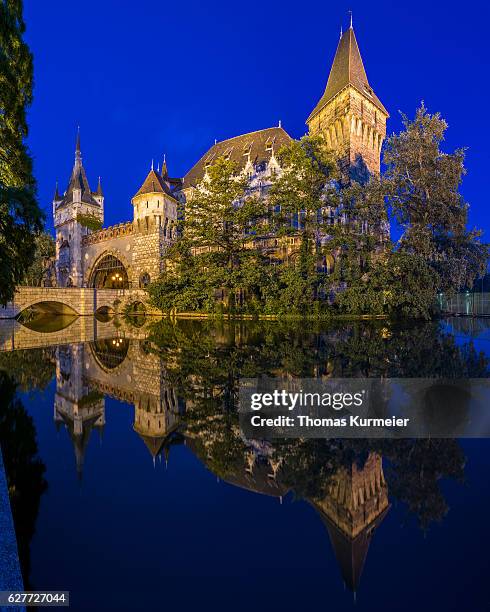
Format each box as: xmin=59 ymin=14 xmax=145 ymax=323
xmin=1 ymin=316 xmax=485 ymax=595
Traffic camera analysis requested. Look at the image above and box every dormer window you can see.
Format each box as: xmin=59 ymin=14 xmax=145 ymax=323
xmin=204 ymin=152 xmax=216 ymax=169
xmin=243 ymin=142 xmax=253 ymax=157
xmin=265 ymin=136 xmax=276 ymax=152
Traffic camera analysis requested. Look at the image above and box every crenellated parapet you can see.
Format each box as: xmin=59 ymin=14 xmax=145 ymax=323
xmin=82 ymin=221 xmax=134 ymax=246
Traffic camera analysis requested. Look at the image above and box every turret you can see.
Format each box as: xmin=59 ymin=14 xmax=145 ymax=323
xmin=131 ymin=160 xmax=178 ymax=237
xmin=93 ymin=176 xmax=104 ymax=206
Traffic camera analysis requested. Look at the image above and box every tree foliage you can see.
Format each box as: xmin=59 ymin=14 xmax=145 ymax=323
xmin=20 ymin=231 xmax=55 ymax=287
xmin=0 ymin=0 xmax=44 ymax=304
xmin=383 ymin=103 xmax=488 ymax=291
xmin=76 ymin=212 xmax=102 ymax=232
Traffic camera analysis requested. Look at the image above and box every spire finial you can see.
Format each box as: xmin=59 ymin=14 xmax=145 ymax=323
xmin=151 ymin=159 xmax=154 ymax=171
xmin=340 ymin=25 xmax=343 ymax=39
xmin=278 ymin=119 xmax=282 ymax=128
xmin=161 ymin=154 xmax=168 ymax=179
xmin=349 ymin=10 xmax=353 ymax=29
xmin=75 ymin=126 xmax=81 ymax=165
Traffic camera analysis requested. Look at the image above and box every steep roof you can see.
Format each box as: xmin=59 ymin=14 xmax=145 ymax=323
xmin=182 ymin=126 xmax=292 ymax=188
xmin=133 ymin=168 xmax=176 ymax=200
xmin=316 ymin=503 xmax=389 ymax=592
xmin=307 ymin=26 xmax=388 ymax=123
xmin=57 ymin=132 xmax=100 ymax=208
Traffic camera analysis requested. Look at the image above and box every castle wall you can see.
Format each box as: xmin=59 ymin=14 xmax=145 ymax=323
xmin=132 ymin=226 xmax=171 ymax=285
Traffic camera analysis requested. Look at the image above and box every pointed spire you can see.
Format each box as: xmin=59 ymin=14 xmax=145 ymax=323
xmin=306 ymin=24 xmax=388 ymax=123
xmin=75 ymin=126 xmax=81 ymax=166
xmin=96 ymin=176 xmax=103 ymax=196
xmin=54 ymin=181 xmax=60 ymax=201
xmin=161 ymin=153 xmax=168 ymax=179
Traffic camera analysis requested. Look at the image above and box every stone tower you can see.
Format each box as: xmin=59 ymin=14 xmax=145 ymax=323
xmin=53 ymin=131 xmax=104 ymax=287
xmin=306 ymin=24 xmax=389 ymax=182
xmin=131 ymin=160 xmax=178 ymax=287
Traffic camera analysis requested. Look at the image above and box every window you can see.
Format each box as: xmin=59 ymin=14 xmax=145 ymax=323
xmin=265 ymin=136 xmax=276 ymax=152
xmin=243 ymin=142 xmax=253 ymax=157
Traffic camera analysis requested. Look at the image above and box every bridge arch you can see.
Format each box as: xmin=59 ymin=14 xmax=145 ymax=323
xmin=13 ymin=290 xmax=83 ymax=317
xmin=90 ymin=338 xmax=130 ymax=372
xmin=88 ymin=251 xmax=131 ymax=289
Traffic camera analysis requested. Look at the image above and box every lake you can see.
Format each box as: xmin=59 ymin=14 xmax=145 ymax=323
xmin=0 ymin=315 xmax=489 ymax=611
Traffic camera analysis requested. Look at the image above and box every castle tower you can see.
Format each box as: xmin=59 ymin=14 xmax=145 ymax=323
xmin=131 ymin=161 xmax=178 ymax=287
xmin=306 ymin=24 xmax=389 ymax=181
xmin=53 ymin=131 xmax=104 ymax=287
xmin=312 ymin=452 xmax=389 ymax=592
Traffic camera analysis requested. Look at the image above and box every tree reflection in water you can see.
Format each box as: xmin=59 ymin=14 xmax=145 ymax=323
xmin=0 ymin=371 xmax=47 ymax=589
xmin=0 ymin=317 xmax=487 ymax=593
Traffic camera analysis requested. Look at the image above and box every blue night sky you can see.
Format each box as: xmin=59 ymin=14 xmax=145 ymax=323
xmin=24 ymin=0 xmax=490 ymax=236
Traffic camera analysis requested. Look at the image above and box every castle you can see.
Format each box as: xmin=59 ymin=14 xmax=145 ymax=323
xmin=53 ymin=24 xmax=388 ymax=289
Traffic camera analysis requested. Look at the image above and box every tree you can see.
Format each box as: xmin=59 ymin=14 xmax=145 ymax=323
xmin=267 ymin=134 xmax=339 ymax=310
xmin=0 ymin=1 xmax=44 ymax=304
xmin=383 ymin=103 xmax=488 ymax=292
xmin=20 ymin=231 xmax=55 ymax=286
xmin=150 ymin=157 xmax=270 ymax=313
xmin=268 ymin=134 xmax=338 ymax=240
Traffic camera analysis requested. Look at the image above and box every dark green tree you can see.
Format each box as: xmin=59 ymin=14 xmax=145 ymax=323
xmin=383 ymin=103 xmax=488 ymax=292
xmin=0 ymin=0 xmax=44 ymax=304
xmin=267 ymin=134 xmax=339 ymax=310
xmin=0 ymin=371 xmax=47 ymax=587
xmin=19 ymin=231 xmax=55 ymax=287
xmin=150 ymin=157 xmax=270 ymax=313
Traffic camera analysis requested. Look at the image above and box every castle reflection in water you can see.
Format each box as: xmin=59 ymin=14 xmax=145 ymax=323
xmin=52 ymin=328 xmax=387 ymax=593
xmin=2 ymin=314 xmax=483 ymax=594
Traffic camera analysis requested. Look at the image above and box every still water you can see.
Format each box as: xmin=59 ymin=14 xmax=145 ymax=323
xmin=0 ymin=315 xmax=489 ymax=611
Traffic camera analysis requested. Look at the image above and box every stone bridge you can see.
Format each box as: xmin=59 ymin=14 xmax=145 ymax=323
xmin=0 ymin=286 xmax=156 ymax=319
